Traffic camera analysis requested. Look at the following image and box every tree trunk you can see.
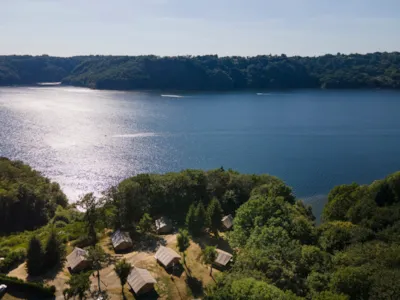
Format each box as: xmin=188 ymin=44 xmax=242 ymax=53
xmin=209 ymin=265 xmax=213 ymax=276
xmin=97 ymin=270 xmax=101 ymax=291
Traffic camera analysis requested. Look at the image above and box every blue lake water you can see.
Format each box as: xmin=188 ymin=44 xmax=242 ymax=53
xmin=1 ymin=87 xmax=400 ymax=217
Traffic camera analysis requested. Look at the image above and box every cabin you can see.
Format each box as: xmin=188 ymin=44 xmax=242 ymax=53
xmin=221 ymin=214 xmax=233 ymax=230
xmin=214 ymin=249 xmax=233 ymax=268
xmin=111 ymin=230 xmax=133 ymax=251
xmin=155 ymin=216 xmax=173 ymax=234
xmin=127 ymin=267 xmax=157 ymax=295
xmin=154 ymin=246 xmax=181 ymax=269
xmin=67 ymin=247 xmax=90 ymax=273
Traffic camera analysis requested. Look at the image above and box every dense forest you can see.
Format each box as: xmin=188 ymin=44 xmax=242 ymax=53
xmin=1 ymin=52 xmax=400 ymax=90
xmin=1 ymin=159 xmax=400 ymax=299
xmin=0 ymin=157 xmax=68 ymax=233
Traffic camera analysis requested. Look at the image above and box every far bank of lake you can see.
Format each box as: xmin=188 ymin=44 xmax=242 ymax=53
xmin=1 ymin=87 xmax=400 ymax=218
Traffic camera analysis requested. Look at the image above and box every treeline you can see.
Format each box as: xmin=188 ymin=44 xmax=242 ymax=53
xmin=1 ymin=52 xmax=400 ymax=90
xmin=0 ymin=157 xmax=68 ymax=233
xmin=103 ymin=168 xmax=291 ymax=229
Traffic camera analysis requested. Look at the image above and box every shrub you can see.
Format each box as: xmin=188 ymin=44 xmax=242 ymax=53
xmin=54 ymin=220 xmax=68 ymax=228
xmin=0 ymin=274 xmax=55 ymax=297
xmin=0 ymin=249 xmax=26 ymax=273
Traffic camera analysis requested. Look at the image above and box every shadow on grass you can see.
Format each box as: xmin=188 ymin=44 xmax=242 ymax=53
xmin=192 ymin=233 xmax=233 ymax=253
xmin=163 ymin=263 xmax=184 ymax=278
xmin=1 ymin=289 xmax=54 ymax=300
xmin=132 ymin=233 xmax=166 ymax=253
xmin=129 ymin=288 xmax=160 ymax=300
xmin=186 ymin=276 xmax=204 ymax=298
xmin=26 ymin=261 xmax=66 ymax=283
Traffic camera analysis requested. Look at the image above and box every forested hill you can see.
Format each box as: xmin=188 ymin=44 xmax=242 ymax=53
xmin=1 ymin=52 xmax=400 ymax=91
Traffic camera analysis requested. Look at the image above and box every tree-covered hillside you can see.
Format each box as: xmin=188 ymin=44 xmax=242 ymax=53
xmin=1 ymin=52 xmax=400 ymax=90
xmin=206 ymin=172 xmax=400 ymax=300
xmin=0 ymin=157 xmax=68 ymax=233
xmin=1 ymin=159 xmax=399 ymax=299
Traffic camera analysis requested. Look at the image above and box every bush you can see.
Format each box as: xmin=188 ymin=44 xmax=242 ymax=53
xmin=0 ymin=249 xmax=26 ymax=273
xmin=0 ymin=274 xmax=55 ymax=297
xmin=72 ymin=235 xmax=96 ymax=248
xmin=54 ymin=220 xmax=68 ymax=228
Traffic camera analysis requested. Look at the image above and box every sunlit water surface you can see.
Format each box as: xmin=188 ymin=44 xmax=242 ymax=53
xmin=1 ymin=87 xmax=400 ymax=217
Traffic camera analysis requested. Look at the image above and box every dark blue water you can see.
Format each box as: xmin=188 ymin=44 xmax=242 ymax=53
xmin=1 ymin=87 xmax=400 ymax=216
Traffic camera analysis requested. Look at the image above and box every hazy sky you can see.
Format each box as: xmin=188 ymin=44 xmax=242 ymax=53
xmin=1 ymin=0 xmax=399 ymax=57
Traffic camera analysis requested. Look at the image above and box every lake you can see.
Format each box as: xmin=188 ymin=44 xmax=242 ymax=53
xmin=1 ymin=87 xmax=400 ymax=218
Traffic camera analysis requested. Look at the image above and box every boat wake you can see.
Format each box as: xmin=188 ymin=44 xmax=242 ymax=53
xmin=112 ymin=132 xmax=158 ymax=138
xmin=161 ymin=94 xmax=184 ymax=98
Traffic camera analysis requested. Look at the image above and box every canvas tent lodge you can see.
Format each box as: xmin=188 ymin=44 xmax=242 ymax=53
xmin=67 ymin=247 xmax=90 ymax=273
xmin=155 ymin=216 xmax=173 ymax=234
xmin=214 ymin=249 xmax=233 ymax=268
xmin=221 ymin=214 xmax=233 ymax=230
xmin=111 ymin=229 xmax=133 ymax=251
xmin=154 ymin=245 xmax=181 ymax=269
xmin=127 ymin=267 xmax=157 ymax=295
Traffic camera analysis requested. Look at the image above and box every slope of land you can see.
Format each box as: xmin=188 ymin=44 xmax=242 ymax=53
xmin=1 ymin=52 xmax=400 ymax=91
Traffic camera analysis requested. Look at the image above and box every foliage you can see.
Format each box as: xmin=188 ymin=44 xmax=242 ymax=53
xmin=87 ymin=245 xmax=110 ymax=291
xmin=0 ymin=249 xmax=26 ymax=273
xmin=64 ymin=272 xmax=91 ymax=300
xmin=205 ymin=274 xmax=301 ymax=300
xmin=0 ymin=274 xmax=55 ymax=297
xmin=26 ymin=236 xmax=43 ymax=276
xmin=76 ymin=193 xmax=104 ymax=244
xmin=177 ymin=229 xmax=190 ymax=263
xmin=138 ymin=213 xmax=153 ymax=233
xmin=202 ymin=246 xmax=217 ymax=276
xmin=206 ymin=198 xmax=223 ymax=236
xmin=114 ymin=259 xmax=132 ymax=294
xmin=3 ymin=53 xmax=400 ymax=90
xmin=0 ymin=157 xmax=67 ymax=233
xmin=105 ymin=169 xmax=283 ymax=226
xmin=43 ymin=229 xmax=66 ymax=270
xmin=186 ymin=201 xmax=207 ymax=236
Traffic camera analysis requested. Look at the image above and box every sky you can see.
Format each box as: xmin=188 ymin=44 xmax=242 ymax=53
xmin=1 ymin=0 xmax=399 ymax=57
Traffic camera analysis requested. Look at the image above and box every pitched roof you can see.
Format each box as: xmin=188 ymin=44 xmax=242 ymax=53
xmin=111 ymin=230 xmax=133 ymax=248
xmin=67 ymin=247 xmax=88 ymax=270
xmin=222 ymin=215 xmax=233 ymax=229
xmin=215 ymin=249 xmax=233 ymax=266
xmin=127 ymin=267 xmax=156 ymax=294
xmin=155 ymin=246 xmax=181 ymax=267
xmin=155 ymin=217 xmax=171 ymax=230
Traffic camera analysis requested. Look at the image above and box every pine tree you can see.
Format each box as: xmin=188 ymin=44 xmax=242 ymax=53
xmin=186 ymin=203 xmax=197 ymax=234
xmin=177 ymin=229 xmax=190 ymax=265
xmin=44 ymin=230 xmax=65 ymax=270
xmin=26 ymin=236 xmax=43 ymax=276
xmin=207 ymin=198 xmax=223 ymax=237
xmin=194 ymin=201 xmax=206 ymax=235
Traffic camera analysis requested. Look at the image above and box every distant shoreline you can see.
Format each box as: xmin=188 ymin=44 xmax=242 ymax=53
xmin=1 ymin=52 xmax=399 ymax=91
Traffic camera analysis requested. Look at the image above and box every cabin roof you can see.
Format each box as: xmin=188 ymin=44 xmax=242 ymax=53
xmin=221 ymin=214 xmax=233 ymax=228
xmin=127 ymin=267 xmax=156 ymax=294
xmin=155 ymin=246 xmax=181 ymax=267
xmin=155 ymin=216 xmax=171 ymax=230
xmin=111 ymin=230 xmax=133 ymax=247
xmin=215 ymin=249 xmax=233 ymax=266
xmin=67 ymin=247 xmax=88 ymax=270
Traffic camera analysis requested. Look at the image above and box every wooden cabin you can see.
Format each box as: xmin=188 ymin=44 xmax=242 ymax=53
xmin=111 ymin=230 xmax=133 ymax=251
xmin=154 ymin=246 xmax=181 ymax=269
xmin=127 ymin=267 xmax=157 ymax=295
xmin=67 ymin=247 xmax=90 ymax=273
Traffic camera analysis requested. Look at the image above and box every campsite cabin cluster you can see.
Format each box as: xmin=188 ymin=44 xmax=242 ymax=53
xmin=66 ymin=215 xmax=234 ymax=296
